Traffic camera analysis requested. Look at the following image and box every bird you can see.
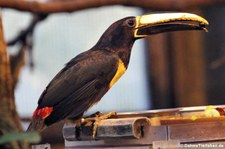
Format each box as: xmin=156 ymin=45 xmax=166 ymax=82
xmin=27 ymin=12 xmax=208 ymax=133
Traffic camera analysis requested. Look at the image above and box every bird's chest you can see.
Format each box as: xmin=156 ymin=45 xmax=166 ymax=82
xmin=109 ymin=59 xmax=126 ymax=88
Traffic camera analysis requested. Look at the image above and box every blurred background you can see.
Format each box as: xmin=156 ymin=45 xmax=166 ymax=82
xmin=1 ymin=0 xmax=225 ymax=148
xmin=3 ymin=6 xmax=150 ymax=118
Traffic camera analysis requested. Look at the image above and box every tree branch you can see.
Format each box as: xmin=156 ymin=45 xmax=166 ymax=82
xmin=0 ymin=0 xmax=224 ymax=13
xmin=7 ymin=13 xmax=47 ymax=88
xmin=9 ymin=46 xmax=25 ymax=89
xmin=0 ymin=14 xmax=29 ymax=149
xmin=7 ymin=13 xmax=48 ymax=46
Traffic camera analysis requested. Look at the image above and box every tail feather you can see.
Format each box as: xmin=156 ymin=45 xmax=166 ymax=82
xmin=26 ymin=117 xmax=46 ymax=132
xmin=27 ymin=106 xmax=53 ymax=132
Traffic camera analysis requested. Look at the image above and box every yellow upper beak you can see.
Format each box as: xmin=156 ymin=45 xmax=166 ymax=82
xmin=134 ymin=12 xmax=209 ymax=38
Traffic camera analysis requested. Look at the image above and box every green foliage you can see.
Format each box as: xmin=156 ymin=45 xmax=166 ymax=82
xmin=0 ymin=132 xmax=41 ymax=144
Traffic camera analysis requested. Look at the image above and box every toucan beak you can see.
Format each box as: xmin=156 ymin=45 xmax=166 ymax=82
xmin=134 ymin=12 xmax=209 ymax=38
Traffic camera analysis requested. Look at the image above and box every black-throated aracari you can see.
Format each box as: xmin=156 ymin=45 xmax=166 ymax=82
xmin=27 ymin=13 xmax=208 ymax=133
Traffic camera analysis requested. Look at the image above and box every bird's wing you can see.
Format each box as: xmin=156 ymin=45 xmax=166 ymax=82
xmin=37 ymin=50 xmax=118 ymax=111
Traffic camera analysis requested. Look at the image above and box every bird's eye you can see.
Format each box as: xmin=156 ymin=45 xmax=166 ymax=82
xmin=126 ymin=19 xmax=135 ymax=27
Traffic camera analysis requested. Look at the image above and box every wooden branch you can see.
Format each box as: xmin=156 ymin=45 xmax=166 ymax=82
xmin=9 ymin=46 xmax=25 ymax=89
xmin=0 ymin=0 xmax=224 ymax=13
xmin=7 ymin=13 xmax=48 ymax=46
xmin=7 ymin=14 xmax=47 ymax=88
xmin=0 ymin=14 xmax=29 ymax=149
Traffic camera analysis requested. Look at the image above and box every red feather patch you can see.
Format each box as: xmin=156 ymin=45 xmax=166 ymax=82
xmin=32 ymin=107 xmax=53 ymax=120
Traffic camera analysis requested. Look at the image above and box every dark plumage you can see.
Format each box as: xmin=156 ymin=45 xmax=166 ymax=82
xmin=27 ymin=13 xmax=208 ymax=132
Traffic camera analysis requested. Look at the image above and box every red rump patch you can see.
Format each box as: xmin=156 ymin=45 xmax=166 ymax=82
xmin=33 ymin=107 xmax=53 ymax=120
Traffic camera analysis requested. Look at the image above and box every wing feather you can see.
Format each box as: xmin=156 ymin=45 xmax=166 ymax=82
xmin=36 ymin=50 xmax=119 ymax=124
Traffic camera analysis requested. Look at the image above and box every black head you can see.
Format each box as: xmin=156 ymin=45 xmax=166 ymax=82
xmin=94 ymin=12 xmax=208 ymax=51
xmin=94 ymin=16 xmax=137 ymax=50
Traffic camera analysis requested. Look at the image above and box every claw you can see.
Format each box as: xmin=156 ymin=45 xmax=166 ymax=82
xmin=82 ymin=111 xmax=117 ymax=139
xmin=92 ymin=111 xmax=117 ymax=138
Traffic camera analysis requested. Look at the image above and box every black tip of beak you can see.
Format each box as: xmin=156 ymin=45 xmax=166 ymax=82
xmin=199 ymin=22 xmax=208 ymax=32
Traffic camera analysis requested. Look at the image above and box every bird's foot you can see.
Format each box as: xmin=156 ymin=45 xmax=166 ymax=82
xmin=75 ymin=125 xmax=82 ymax=140
xmin=65 ymin=118 xmax=83 ymax=140
xmin=82 ymin=111 xmax=117 ymax=139
xmin=65 ymin=118 xmax=82 ymax=140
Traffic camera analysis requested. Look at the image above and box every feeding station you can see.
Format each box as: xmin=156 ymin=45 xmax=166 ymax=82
xmin=62 ymin=105 xmax=225 ymax=149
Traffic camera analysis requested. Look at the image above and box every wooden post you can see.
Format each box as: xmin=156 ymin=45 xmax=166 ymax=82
xmin=145 ymin=10 xmax=207 ymax=108
xmin=170 ymin=29 xmax=207 ymax=106
xmin=145 ymin=34 xmax=175 ymax=109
